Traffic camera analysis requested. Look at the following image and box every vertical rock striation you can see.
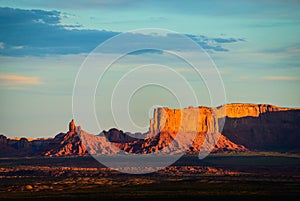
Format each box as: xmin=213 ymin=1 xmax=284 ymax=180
xmin=147 ymin=104 xmax=300 ymax=152
xmin=150 ymin=106 xmax=218 ymax=134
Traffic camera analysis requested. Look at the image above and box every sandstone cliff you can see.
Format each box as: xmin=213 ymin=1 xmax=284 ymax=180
xmin=150 ymin=106 xmax=219 ymax=134
xmin=216 ymin=103 xmax=292 ymax=118
xmin=148 ymin=104 xmax=300 ymax=152
xmin=146 ymin=106 xmax=244 ymax=154
xmin=220 ymin=105 xmax=300 ymax=151
xmin=149 ymin=104 xmax=296 ymax=135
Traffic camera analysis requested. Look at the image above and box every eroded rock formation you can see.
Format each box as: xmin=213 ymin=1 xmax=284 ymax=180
xmin=44 ymin=120 xmax=88 ymax=156
xmin=150 ymin=106 xmax=218 ymax=134
xmin=0 ymin=104 xmax=299 ymax=157
xmin=147 ymin=104 xmax=300 ymax=152
xmin=69 ymin=119 xmax=76 ymax=132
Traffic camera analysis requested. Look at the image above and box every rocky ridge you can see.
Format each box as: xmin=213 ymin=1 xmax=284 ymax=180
xmin=0 ymin=103 xmax=299 ymax=157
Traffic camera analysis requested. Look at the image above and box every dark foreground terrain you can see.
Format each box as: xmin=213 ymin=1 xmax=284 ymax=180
xmin=0 ymin=153 xmax=300 ymax=201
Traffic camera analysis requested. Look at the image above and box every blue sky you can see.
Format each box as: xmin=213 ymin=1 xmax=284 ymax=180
xmin=0 ymin=0 xmax=300 ymax=137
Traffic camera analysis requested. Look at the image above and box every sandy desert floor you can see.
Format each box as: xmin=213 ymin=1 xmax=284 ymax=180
xmin=0 ymin=153 xmax=300 ymax=201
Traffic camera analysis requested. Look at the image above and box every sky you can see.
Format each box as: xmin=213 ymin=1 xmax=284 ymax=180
xmin=0 ymin=0 xmax=300 ymax=137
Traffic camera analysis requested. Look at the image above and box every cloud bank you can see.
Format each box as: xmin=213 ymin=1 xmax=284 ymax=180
xmin=0 ymin=7 xmax=244 ymax=56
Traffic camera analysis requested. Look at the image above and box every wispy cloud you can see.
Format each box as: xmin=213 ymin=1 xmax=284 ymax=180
xmin=0 ymin=74 xmax=42 ymax=86
xmin=127 ymin=49 xmax=164 ymax=55
xmin=261 ymin=76 xmax=299 ymax=81
xmin=11 ymin=45 xmax=24 ymax=50
xmin=212 ymin=38 xmax=245 ymax=43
